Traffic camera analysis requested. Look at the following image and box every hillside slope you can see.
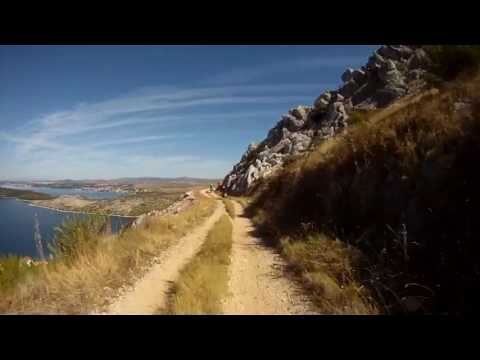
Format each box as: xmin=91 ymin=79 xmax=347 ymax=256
xmin=247 ymin=74 xmax=480 ymax=314
xmin=222 ymin=45 xmax=480 ymax=314
xmin=222 ymin=45 xmax=431 ymax=194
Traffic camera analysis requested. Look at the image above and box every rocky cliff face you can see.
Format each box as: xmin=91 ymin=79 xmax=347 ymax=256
xmin=222 ymin=45 xmax=432 ymax=195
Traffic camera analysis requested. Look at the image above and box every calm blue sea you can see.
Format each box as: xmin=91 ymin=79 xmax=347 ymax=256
xmin=0 ymin=187 xmax=133 ymax=258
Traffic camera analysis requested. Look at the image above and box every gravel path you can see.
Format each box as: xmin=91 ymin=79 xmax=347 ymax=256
xmin=102 ymin=190 xmax=224 ymax=315
xmin=222 ymin=201 xmax=316 ymax=315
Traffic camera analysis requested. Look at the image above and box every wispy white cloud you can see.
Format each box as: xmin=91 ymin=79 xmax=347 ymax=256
xmin=0 ymin=44 xmax=376 ymax=181
xmin=209 ymin=56 xmax=366 ymax=84
xmin=4 ymin=83 xmax=319 ymax=155
xmin=1 ymin=81 xmax=323 ymax=179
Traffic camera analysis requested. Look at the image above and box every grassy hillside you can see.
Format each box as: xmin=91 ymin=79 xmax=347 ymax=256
xmin=246 ymin=75 xmax=480 ymax=314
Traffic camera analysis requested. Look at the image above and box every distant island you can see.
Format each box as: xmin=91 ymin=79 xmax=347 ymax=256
xmin=0 ymin=177 xmax=220 ymax=217
xmin=0 ymin=187 xmax=54 ymax=201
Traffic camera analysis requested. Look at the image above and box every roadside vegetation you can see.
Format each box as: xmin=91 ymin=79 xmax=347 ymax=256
xmin=0 ymin=256 xmax=41 ymax=294
xmin=247 ymin=73 xmax=480 ymax=314
xmin=222 ymin=198 xmax=235 ymax=218
xmin=229 ymin=196 xmax=250 ymax=209
xmin=0 ymin=191 xmax=216 ymax=314
xmin=160 ymin=214 xmax=233 ymax=314
xmin=281 ymin=234 xmax=378 ymax=314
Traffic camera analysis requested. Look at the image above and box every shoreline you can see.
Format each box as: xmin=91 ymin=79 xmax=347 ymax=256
xmin=24 ymin=201 xmax=139 ymax=219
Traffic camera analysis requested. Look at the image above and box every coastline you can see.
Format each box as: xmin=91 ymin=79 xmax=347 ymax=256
xmin=24 ymin=201 xmax=139 ymax=219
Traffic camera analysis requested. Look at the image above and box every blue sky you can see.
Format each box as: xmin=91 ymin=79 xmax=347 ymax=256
xmin=0 ymin=45 xmax=379 ymax=180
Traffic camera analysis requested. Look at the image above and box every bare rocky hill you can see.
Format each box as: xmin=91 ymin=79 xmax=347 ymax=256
xmin=222 ymin=45 xmax=432 ymax=195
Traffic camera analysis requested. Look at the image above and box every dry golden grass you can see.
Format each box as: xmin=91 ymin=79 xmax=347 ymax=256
xmin=300 ymin=89 xmax=441 ymax=173
xmin=248 ymin=75 xmax=480 ymax=314
xmin=281 ymin=234 xmax=378 ymax=314
xmin=222 ymin=198 xmax=235 ymax=218
xmin=161 ymin=214 xmax=233 ymax=315
xmin=229 ymin=196 xmax=250 ymax=209
xmin=0 ymin=193 xmax=216 ymax=314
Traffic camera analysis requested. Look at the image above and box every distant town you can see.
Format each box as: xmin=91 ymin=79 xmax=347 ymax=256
xmin=0 ymin=180 xmax=134 ymax=193
xmin=0 ymin=177 xmax=219 ymax=198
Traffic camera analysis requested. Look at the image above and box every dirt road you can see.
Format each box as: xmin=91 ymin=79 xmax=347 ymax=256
xmin=104 ymin=190 xmax=225 ymax=315
xmin=222 ymin=201 xmax=315 ymax=314
xmin=100 ymin=190 xmax=314 ymax=315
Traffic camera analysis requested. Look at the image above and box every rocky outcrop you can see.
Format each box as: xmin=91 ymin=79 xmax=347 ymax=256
xmin=222 ymin=45 xmax=432 ymax=195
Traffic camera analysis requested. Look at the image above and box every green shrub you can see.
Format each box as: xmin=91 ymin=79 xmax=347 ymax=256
xmin=348 ymin=111 xmax=369 ymax=126
xmin=423 ymin=72 xmax=445 ymax=88
xmin=425 ymin=45 xmax=480 ymax=81
xmin=0 ymin=256 xmax=38 ymax=293
xmin=49 ymin=215 xmax=111 ymax=260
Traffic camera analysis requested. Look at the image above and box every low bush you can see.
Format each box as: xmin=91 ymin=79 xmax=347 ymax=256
xmin=425 ymin=45 xmax=480 ymax=81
